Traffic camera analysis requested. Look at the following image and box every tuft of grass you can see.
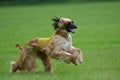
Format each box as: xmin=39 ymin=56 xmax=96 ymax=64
xmin=0 ymin=1 xmax=120 ymax=80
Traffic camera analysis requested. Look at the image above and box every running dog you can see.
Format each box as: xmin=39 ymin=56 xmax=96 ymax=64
xmin=10 ymin=17 xmax=83 ymax=73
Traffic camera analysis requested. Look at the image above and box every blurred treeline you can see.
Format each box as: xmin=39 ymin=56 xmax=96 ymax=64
xmin=0 ymin=0 xmax=119 ymax=5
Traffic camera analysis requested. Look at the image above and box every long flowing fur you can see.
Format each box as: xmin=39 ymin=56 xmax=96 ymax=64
xmin=10 ymin=17 xmax=83 ymax=73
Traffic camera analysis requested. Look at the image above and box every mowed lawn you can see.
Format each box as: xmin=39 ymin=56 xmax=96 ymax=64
xmin=0 ymin=1 xmax=120 ymax=80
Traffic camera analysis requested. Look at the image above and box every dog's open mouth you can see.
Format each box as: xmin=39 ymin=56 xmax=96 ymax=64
xmin=66 ymin=23 xmax=77 ymax=33
xmin=69 ymin=28 xmax=75 ymax=33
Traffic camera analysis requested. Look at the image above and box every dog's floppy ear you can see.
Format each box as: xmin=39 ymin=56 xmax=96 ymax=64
xmin=52 ymin=17 xmax=60 ymax=30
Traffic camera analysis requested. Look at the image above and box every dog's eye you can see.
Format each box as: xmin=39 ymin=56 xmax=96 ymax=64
xmin=71 ymin=21 xmax=74 ymax=23
xmin=67 ymin=22 xmax=71 ymax=25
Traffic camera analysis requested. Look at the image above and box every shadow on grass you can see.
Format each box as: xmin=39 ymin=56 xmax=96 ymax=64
xmin=8 ymin=71 xmax=54 ymax=76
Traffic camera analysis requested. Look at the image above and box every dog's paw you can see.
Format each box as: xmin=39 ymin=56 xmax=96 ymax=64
xmin=70 ymin=55 xmax=77 ymax=65
xmin=10 ymin=61 xmax=18 ymax=73
xmin=10 ymin=61 xmax=16 ymax=73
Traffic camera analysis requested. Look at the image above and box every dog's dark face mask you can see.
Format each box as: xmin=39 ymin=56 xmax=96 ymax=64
xmin=65 ymin=21 xmax=77 ymax=33
xmin=52 ymin=17 xmax=77 ymax=33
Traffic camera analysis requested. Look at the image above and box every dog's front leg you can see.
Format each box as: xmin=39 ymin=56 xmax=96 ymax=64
xmin=43 ymin=48 xmax=77 ymax=65
xmin=68 ymin=46 xmax=83 ymax=64
xmin=57 ymin=51 xmax=77 ymax=65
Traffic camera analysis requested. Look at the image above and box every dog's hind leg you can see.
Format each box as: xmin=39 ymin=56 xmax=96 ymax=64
xmin=37 ymin=51 xmax=53 ymax=73
xmin=10 ymin=61 xmax=19 ymax=73
xmin=28 ymin=41 xmax=53 ymax=73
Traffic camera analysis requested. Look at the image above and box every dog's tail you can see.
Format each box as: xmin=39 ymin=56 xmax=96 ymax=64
xmin=15 ymin=43 xmax=23 ymax=51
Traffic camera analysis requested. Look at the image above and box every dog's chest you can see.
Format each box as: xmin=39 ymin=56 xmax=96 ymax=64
xmin=61 ymin=41 xmax=70 ymax=50
xmin=54 ymin=34 xmax=72 ymax=51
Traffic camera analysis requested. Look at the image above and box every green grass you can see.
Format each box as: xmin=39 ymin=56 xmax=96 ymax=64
xmin=0 ymin=1 xmax=120 ymax=80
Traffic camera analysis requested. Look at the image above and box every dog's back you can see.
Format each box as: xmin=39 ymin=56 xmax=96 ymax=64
xmin=38 ymin=38 xmax=51 ymax=48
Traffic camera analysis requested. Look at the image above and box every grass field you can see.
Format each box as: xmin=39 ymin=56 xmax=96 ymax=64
xmin=0 ymin=1 xmax=120 ymax=80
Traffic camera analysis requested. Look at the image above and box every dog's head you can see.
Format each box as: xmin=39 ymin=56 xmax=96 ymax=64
xmin=52 ymin=17 xmax=77 ymax=33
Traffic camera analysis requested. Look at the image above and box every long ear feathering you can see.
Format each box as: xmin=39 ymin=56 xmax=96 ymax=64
xmin=52 ymin=17 xmax=60 ymax=30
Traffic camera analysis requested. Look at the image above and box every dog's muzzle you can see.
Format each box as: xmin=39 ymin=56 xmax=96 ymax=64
xmin=66 ymin=22 xmax=77 ymax=33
